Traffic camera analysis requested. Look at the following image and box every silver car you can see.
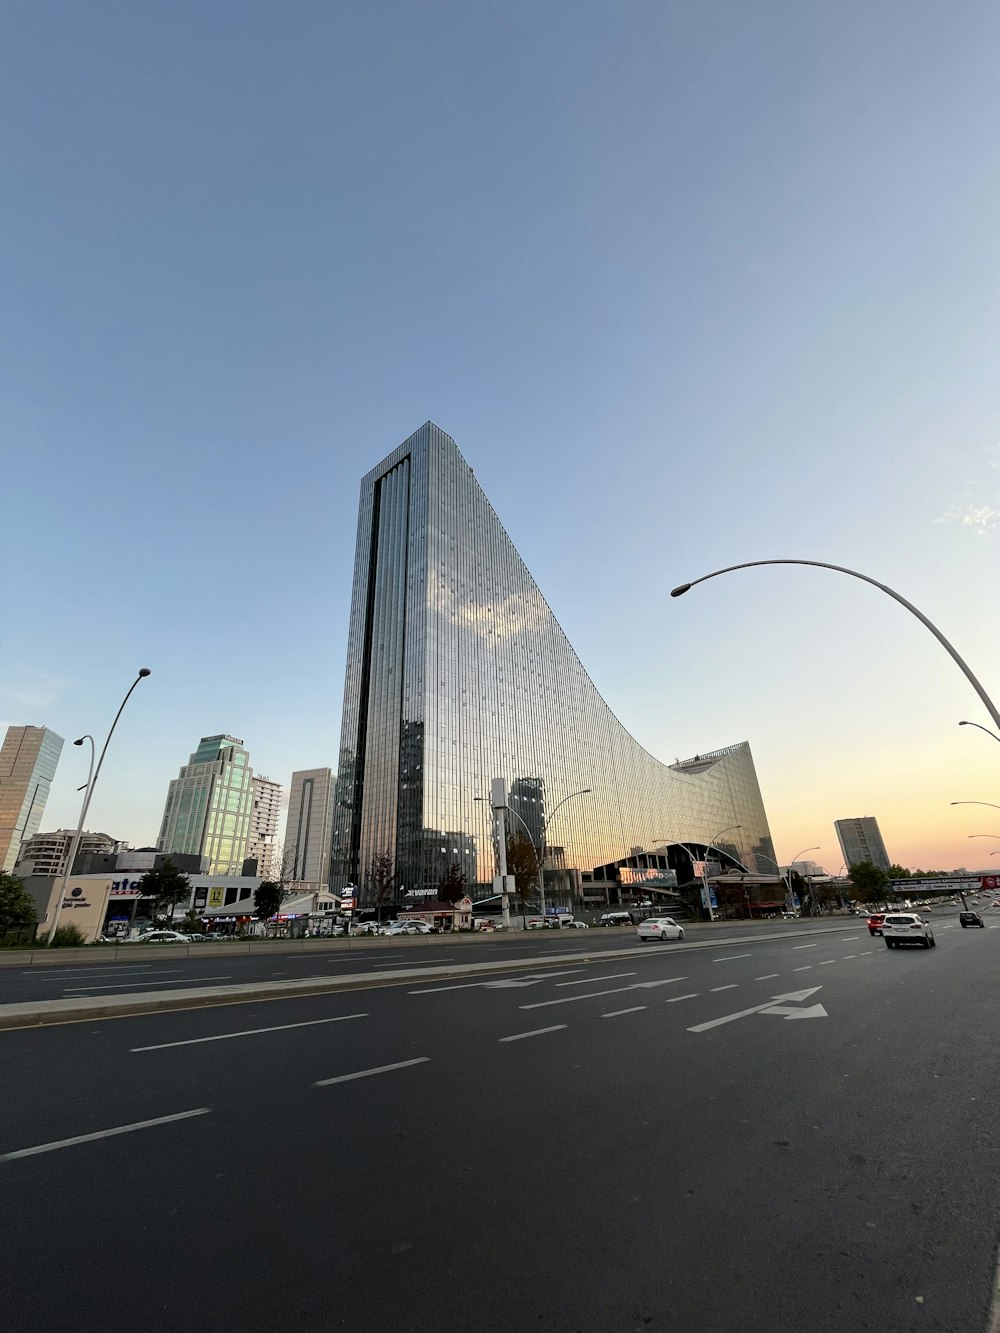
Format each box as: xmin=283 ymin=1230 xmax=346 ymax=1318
xmin=636 ymin=917 xmax=685 ymax=942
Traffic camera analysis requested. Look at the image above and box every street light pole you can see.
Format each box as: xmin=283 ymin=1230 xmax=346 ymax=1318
xmin=786 ymin=846 xmax=821 ymax=916
xmin=959 ymin=721 xmax=1000 ymax=744
xmin=537 ymin=788 xmax=591 ymax=921
xmin=951 ymin=801 xmax=1000 ymax=810
xmin=45 ymin=669 xmax=151 ymax=945
xmin=671 ymin=561 xmax=1000 ymax=734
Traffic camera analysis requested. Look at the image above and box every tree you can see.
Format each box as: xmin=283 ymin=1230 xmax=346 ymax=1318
xmin=254 ymin=880 xmax=284 ymax=921
xmin=886 ymin=864 xmax=911 ymax=881
xmin=439 ymin=862 xmax=467 ymax=905
xmin=365 ymin=852 xmax=395 ymax=923
xmin=139 ymin=859 xmax=192 ymax=923
xmin=848 ymin=861 xmax=889 ymax=906
xmin=506 ymin=831 xmax=540 ymax=926
xmin=0 ymin=872 xmax=37 ymax=938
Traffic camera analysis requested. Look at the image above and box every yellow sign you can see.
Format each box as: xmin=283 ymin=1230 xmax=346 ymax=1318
xmin=207 ymin=887 xmax=225 ymax=908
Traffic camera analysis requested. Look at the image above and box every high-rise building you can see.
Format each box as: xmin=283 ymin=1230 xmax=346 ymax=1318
xmin=835 ymin=816 xmax=891 ymax=872
xmin=157 ymin=735 xmax=254 ymax=875
xmin=284 ymin=768 xmax=336 ymax=889
xmin=246 ymin=776 xmax=282 ymax=880
xmin=331 ymin=422 xmax=776 ymax=901
xmin=0 ymin=725 xmax=64 ymax=873
xmin=14 ymin=828 xmax=122 ymax=878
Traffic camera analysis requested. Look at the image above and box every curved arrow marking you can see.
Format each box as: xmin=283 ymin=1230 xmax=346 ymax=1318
xmin=687 ymin=987 xmax=825 ymax=1033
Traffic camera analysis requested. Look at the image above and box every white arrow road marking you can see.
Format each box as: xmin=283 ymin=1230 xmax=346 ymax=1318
xmin=520 ymin=978 xmax=687 ymax=1009
xmin=761 ymin=1003 xmax=828 ymax=1020
xmin=687 ymin=988 xmax=823 ymax=1034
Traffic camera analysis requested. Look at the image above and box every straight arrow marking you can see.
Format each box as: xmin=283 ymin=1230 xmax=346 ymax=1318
xmin=687 ymin=988 xmax=822 ymax=1034
xmin=762 ymin=1003 xmax=827 ymax=1020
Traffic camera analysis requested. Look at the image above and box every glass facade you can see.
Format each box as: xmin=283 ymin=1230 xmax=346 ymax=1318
xmin=332 ymin=423 xmax=776 ymax=902
xmin=0 ymin=725 xmax=64 ymax=873
xmin=158 ymin=735 xmax=255 ymax=875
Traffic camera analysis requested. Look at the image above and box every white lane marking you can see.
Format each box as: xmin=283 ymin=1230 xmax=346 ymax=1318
xmin=499 ymin=1026 xmax=568 ymax=1042
xmin=519 ymin=978 xmax=685 ymax=1010
xmin=793 ymin=944 xmax=818 ymax=950
xmin=409 ymin=969 xmax=583 ymax=994
xmin=21 ymin=965 xmax=160 ymax=977
xmin=315 ymin=1058 xmax=430 ymax=1087
xmin=666 ymin=993 xmax=699 ymax=1003
xmin=602 ymin=1007 xmax=646 ymax=1018
xmin=710 ymin=985 xmax=738 ymax=993
xmin=379 ymin=959 xmax=457 ymax=966
xmin=793 ymin=966 xmax=813 ymax=972
xmin=843 ymin=937 xmax=860 ymax=941
xmin=819 ymin=960 xmax=837 ymax=965
xmin=842 ymin=955 xmax=857 ymax=960
xmin=755 ymin=974 xmax=780 ymax=981
xmin=131 ymin=1014 xmax=367 ymax=1052
xmin=713 ymin=954 xmax=751 ymax=962
xmin=860 ymin=950 xmax=875 ymax=956
xmin=0 ymin=1108 xmax=210 ymax=1162
xmin=65 ymin=976 xmax=232 ymax=992
xmin=688 ymin=987 xmax=822 ymax=1034
xmin=556 ymin=972 xmax=636 ymax=987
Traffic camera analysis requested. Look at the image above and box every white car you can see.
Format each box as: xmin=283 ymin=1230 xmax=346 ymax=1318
xmin=136 ymin=930 xmax=192 ymax=944
xmin=561 ymin=920 xmax=589 ymax=929
xmin=385 ymin=920 xmax=435 ymax=936
xmin=636 ymin=917 xmax=685 ymax=942
xmin=881 ymin=914 xmax=935 ymax=949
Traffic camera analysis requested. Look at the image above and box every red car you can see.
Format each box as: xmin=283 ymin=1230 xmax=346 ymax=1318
xmin=867 ymin=913 xmax=886 ymax=936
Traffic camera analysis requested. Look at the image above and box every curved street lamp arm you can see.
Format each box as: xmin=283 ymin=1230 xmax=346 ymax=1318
xmin=959 ymin=721 xmax=1000 ymax=744
xmin=672 ymin=560 xmax=1000 ymax=734
xmin=968 ymin=834 xmax=1000 ymax=840
xmin=951 ymin=801 xmax=1000 ymax=810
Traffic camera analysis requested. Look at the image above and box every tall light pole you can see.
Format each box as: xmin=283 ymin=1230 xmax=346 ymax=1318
xmin=786 ymin=846 xmax=821 ymax=915
xmin=951 ymin=801 xmax=1000 ymax=811
xmin=45 ymin=668 xmax=151 ymax=945
xmin=671 ymin=561 xmax=1000 ymax=733
xmin=959 ymin=721 xmax=1000 ymax=744
xmin=475 ymin=783 xmax=512 ymax=930
xmin=968 ymin=834 xmax=1000 ymax=842
xmin=537 ymin=788 xmax=591 ymax=920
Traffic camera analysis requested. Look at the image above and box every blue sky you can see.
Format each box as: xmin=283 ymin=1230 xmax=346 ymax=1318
xmin=3 ymin=0 xmax=999 ymax=871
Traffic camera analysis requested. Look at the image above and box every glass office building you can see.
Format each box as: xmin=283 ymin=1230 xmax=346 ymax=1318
xmin=0 ymin=725 xmax=65 ymax=873
xmin=332 ymin=423 xmax=776 ymax=902
xmin=158 ymin=735 xmax=255 ymax=875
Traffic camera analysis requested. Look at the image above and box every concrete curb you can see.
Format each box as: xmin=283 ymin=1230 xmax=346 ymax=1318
xmin=0 ymin=925 xmax=862 ymax=1030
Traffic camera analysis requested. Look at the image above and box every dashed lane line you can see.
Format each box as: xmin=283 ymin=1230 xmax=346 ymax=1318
xmin=755 ymin=974 xmax=780 ymax=981
xmin=710 ymin=985 xmax=738 ymax=993
xmin=601 ymin=1007 xmax=647 ymax=1019
xmin=793 ymin=966 xmax=813 ymax=972
xmin=842 ymin=955 xmax=857 ymax=959
xmin=556 ymin=972 xmax=636 ymax=987
xmin=131 ymin=1013 xmax=367 ymax=1052
xmin=665 ymin=993 xmax=699 ymax=1003
xmin=793 ymin=944 xmax=818 ymax=950
xmin=65 ymin=976 xmax=232 ymax=992
xmin=315 ymin=1058 xmax=430 ymax=1087
xmin=819 ymin=960 xmax=837 ymax=965
xmin=0 ymin=1109 xmax=210 ymax=1163
xmin=499 ymin=1026 xmax=567 ymax=1042
xmin=713 ymin=954 xmax=751 ymax=962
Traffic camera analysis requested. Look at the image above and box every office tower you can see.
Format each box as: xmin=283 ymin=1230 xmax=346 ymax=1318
xmin=0 ymin=725 xmax=64 ymax=873
xmin=835 ymin=816 xmax=891 ymax=872
xmin=284 ymin=768 xmax=336 ymax=889
xmin=330 ymin=422 xmax=776 ymax=898
xmin=157 ymin=735 xmax=254 ymax=875
xmin=247 ymin=776 xmax=282 ymax=880
xmin=15 ymin=828 xmax=120 ymax=878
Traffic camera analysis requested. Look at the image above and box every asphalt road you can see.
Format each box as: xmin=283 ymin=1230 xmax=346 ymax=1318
xmin=3 ymin=912 xmax=999 ymax=1333
xmin=0 ymin=916 xmax=875 ymax=1004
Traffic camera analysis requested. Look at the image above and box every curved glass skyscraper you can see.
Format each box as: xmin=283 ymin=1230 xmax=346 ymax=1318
xmin=332 ymin=423 xmax=776 ymax=904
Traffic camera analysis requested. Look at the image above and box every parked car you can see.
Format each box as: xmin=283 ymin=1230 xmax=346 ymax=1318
xmin=561 ymin=919 xmax=589 ymax=929
xmin=135 ymin=930 xmax=192 ymax=944
xmin=599 ymin=911 xmax=633 ymax=927
xmin=959 ymin=911 xmax=985 ymax=929
xmin=636 ymin=917 xmax=685 ymax=942
xmin=881 ymin=914 xmax=935 ymax=948
xmin=867 ymin=913 xmax=886 ymax=936
xmin=384 ymin=920 xmax=435 ymax=935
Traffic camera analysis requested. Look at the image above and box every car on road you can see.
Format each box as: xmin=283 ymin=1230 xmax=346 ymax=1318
xmin=598 ymin=911 xmax=633 ymax=927
xmin=959 ymin=911 xmax=985 ymax=928
xmin=881 ymin=914 xmax=935 ymax=948
xmin=134 ymin=929 xmax=192 ymax=943
xmin=636 ymin=917 xmax=685 ymax=942
xmin=384 ymin=920 xmax=435 ymax=936
xmin=867 ymin=913 xmax=886 ymax=935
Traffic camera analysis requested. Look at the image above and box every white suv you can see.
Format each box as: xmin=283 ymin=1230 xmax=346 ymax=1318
xmin=881 ymin=913 xmax=935 ymax=949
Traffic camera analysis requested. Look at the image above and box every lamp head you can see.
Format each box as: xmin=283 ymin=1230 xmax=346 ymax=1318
xmin=670 ymin=583 xmax=691 ymax=598
xmin=73 ymin=737 xmax=84 ymax=747
xmin=138 ymin=667 xmax=151 ymax=678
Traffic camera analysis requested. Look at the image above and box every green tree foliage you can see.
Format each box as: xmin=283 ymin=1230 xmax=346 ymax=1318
xmin=848 ymin=861 xmax=890 ymax=904
xmin=254 ymin=880 xmax=283 ymax=921
xmin=139 ymin=859 xmax=192 ymax=923
xmin=506 ymin=832 xmax=539 ymax=904
xmin=438 ymin=862 xmax=467 ymax=905
xmin=0 ymin=872 xmax=38 ymax=937
xmin=886 ymin=864 xmax=911 ymax=880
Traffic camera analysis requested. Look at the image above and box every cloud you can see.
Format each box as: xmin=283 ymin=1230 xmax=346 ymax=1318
xmin=935 ymin=504 xmax=1000 ymax=535
xmin=0 ymin=667 xmax=73 ymax=717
